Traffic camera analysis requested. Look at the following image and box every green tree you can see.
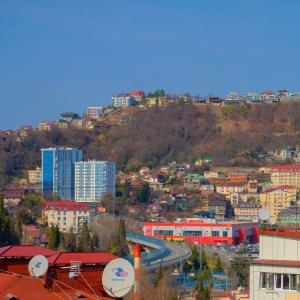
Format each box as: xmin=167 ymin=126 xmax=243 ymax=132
xmin=154 ymin=264 xmax=164 ymax=288
xmin=90 ymin=234 xmax=99 ymax=251
xmin=136 ymin=183 xmax=151 ymax=203
xmin=78 ymin=222 xmax=91 ymax=252
xmin=62 ymin=227 xmax=77 ymax=251
xmin=214 ymin=256 xmax=224 ymax=273
xmin=116 ymin=219 xmax=129 ymax=257
xmin=230 ymin=246 xmax=250 ymax=288
xmin=48 ymin=224 xmax=57 ymax=249
xmin=0 ymin=198 xmax=19 ymax=246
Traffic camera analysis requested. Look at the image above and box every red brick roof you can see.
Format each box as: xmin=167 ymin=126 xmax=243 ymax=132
xmin=128 ymin=90 xmax=145 ymax=96
xmin=0 ymin=246 xmax=58 ymax=258
xmin=48 ymin=252 xmax=117 ymax=265
xmin=0 ymin=273 xmax=111 ymax=300
xmin=43 ymin=200 xmax=91 ymax=211
xmin=270 ymin=165 xmax=300 ymax=171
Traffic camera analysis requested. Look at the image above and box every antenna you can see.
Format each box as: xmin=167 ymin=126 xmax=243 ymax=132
xmin=102 ymin=258 xmax=135 ymax=298
xmin=28 ymin=255 xmax=48 ymax=278
xmin=258 ymin=208 xmax=270 ymax=221
xmin=269 ymin=216 xmax=277 ymax=225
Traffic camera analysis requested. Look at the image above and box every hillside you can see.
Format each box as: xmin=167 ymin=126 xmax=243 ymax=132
xmin=1 ymin=101 xmax=300 ymax=187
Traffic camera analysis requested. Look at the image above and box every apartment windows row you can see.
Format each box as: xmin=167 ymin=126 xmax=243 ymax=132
xmin=260 ymin=272 xmax=300 ymax=291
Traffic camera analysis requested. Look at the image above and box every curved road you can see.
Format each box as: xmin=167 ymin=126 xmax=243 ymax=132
xmin=126 ymin=233 xmax=191 ymax=272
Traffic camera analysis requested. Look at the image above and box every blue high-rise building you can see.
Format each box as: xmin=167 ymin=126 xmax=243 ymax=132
xmin=41 ymin=147 xmax=82 ymax=199
xmin=75 ymin=161 xmax=116 ymax=202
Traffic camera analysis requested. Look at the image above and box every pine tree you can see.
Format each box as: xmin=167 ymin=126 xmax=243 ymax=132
xmin=78 ymin=222 xmax=91 ymax=251
xmin=47 ymin=224 xmax=56 ymax=249
xmin=214 ymin=256 xmax=223 ymax=273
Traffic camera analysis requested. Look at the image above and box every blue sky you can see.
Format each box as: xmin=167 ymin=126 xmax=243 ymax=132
xmin=1 ymin=0 xmax=300 ymax=129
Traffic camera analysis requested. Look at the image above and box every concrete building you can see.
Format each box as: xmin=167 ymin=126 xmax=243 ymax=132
xmin=259 ymin=185 xmax=297 ymax=218
xmin=75 ymin=161 xmax=116 ymax=203
xmin=27 ymin=167 xmax=41 ymax=184
xmin=143 ymin=218 xmax=258 ymax=245
xmin=233 ymin=202 xmax=261 ymax=222
xmin=250 ymin=229 xmax=300 ymax=299
xmin=216 ymin=182 xmax=246 ymax=199
xmin=87 ymin=107 xmax=103 ymax=120
xmin=112 ymin=90 xmax=144 ymax=107
xmin=42 ymin=200 xmax=92 ymax=233
xmin=41 ymin=147 xmax=82 ymax=199
xmin=264 ymin=165 xmax=300 ymax=189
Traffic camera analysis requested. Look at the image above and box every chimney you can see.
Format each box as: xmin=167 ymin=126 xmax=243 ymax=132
xmin=132 ymin=245 xmax=142 ymax=300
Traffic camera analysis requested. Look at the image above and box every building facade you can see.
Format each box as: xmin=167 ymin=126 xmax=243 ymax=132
xmin=75 ymin=161 xmax=116 ymax=203
xmin=259 ymin=185 xmax=297 ymax=218
xmin=41 ymin=147 xmax=82 ymax=199
xmin=112 ymin=91 xmax=145 ymax=107
xmin=143 ymin=218 xmax=258 ymax=245
xmin=250 ymin=230 xmax=300 ymax=300
xmin=42 ymin=200 xmax=92 ymax=233
xmin=269 ymin=165 xmax=300 ymax=188
xmin=87 ymin=107 xmax=103 ymax=120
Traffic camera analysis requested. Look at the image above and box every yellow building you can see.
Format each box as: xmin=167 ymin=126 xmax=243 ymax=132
xmin=27 ymin=167 xmax=41 ymax=184
xmin=259 ymin=185 xmax=297 ymax=218
xmin=265 ymin=165 xmax=300 ymax=189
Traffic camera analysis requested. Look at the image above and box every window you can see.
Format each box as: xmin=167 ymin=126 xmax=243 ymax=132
xmin=223 ymin=231 xmax=228 ymax=237
xmin=153 ymin=230 xmax=173 ymax=236
xmin=283 ymin=274 xmax=289 ymax=290
xmin=275 ymin=273 xmax=282 ymax=289
xmin=183 ymin=231 xmax=202 ymax=236
xmin=212 ymin=231 xmax=219 ymax=237
xmin=266 ymin=273 xmax=274 ymax=290
xmin=260 ymin=273 xmax=266 ymax=289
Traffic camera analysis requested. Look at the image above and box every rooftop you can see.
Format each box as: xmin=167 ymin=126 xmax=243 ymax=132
xmin=259 ymin=228 xmax=300 ymax=240
xmin=270 ymin=165 xmax=300 ymax=171
xmin=0 ymin=273 xmax=111 ymax=300
xmin=48 ymin=252 xmax=117 ymax=265
xmin=0 ymin=245 xmax=58 ymax=258
xmin=43 ymin=200 xmax=91 ymax=211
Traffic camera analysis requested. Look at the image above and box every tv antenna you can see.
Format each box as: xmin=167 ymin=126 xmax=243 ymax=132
xmin=28 ymin=255 xmax=48 ymax=278
xmin=102 ymin=258 xmax=135 ymax=298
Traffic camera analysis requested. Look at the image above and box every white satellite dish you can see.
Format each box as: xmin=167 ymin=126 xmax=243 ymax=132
xmin=258 ymin=208 xmax=270 ymax=221
xmin=269 ymin=216 xmax=277 ymax=225
xmin=102 ymin=258 xmax=135 ymax=298
xmin=28 ymin=255 xmax=48 ymax=278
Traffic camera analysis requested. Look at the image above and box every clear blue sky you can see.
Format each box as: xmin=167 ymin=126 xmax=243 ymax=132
xmin=1 ymin=0 xmax=300 ymax=129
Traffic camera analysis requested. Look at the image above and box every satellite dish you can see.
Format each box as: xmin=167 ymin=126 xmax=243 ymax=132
xmin=259 ymin=208 xmax=270 ymax=221
xmin=269 ymin=216 xmax=277 ymax=225
xmin=28 ymin=255 xmax=48 ymax=278
xmin=102 ymin=258 xmax=135 ymax=298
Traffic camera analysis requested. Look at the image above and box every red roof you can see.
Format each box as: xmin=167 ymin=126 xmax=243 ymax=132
xmin=270 ymin=165 xmax=300 ymax=172
xmin=128 ymin=90 xmax=145 ymax=96
xmin=0 ymin=245 xmax=58 ymax=258
xmin=252 ymin=259 xmax=300 ymax=267
xmin=261 ymin=185 xmax=296 ymax=193
xmin=43 ymin=200 xmax=91 ymax=211
xmin=0 ymin=273 xmax=111 ymax=300
xmin=48 ymin=252 xmax=117 ymax=265
xmin=259 ymin=229 xmax=300 ymax=240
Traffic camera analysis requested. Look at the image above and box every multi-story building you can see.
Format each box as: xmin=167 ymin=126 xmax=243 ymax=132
xmin=216 ymin=182 xmax=246 ymax=199
xmin=75 ymin=161 xmax=116 ymax=203
xmin=259 ymin=185 xmax=297 ymax=218
xmin=250 ymin=229 xmax=300 ymax=300
xmin=269 ymin=165 xmax=300 ymax=188
xmin=243 ymin=92 xmax=259 ymax=103
xmin=86 ymin=107 xmax=103 ymax=120
xmin=143 ymin=218 xmax=258 ymax=245
xmin=27 ymin=167 xmax=41 ymax=184
xmin=112 ymin=90 xmax=145 ymax=107
xmin=41 ymin=147 xmax=82 ymax=199
xmin=42 ymin=200 xmax=92 ymax=233
xmin=233 ymin=201 xmax=261 ymax=222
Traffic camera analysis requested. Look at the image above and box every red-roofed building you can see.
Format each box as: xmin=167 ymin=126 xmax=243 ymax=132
xmin=264 ymin=165 xmax=300 ymax=189
xmin=0 ymin=245 xmax=117 ymax=299
xmin=42 ymin=200 xmax=93 ymax=233
xmin=0 ymin=272 xmax=112 ymax=300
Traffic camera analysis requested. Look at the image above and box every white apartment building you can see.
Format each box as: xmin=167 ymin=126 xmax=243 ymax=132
xmin=75 ymin=161 xmax=116 ymax=203
xmin=250 ymin=229 xmax=300 ymax=299
xmin=87 ymin=107 xmax=103 ymax=120
xmin=42 ymin=200 xmax=92 ymax=233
